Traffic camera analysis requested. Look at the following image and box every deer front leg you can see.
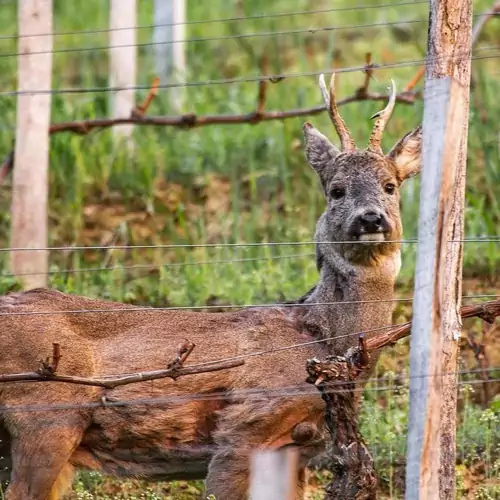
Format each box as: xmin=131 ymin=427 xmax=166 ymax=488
xmin=5 ymin=412 xmax=87 ymax=500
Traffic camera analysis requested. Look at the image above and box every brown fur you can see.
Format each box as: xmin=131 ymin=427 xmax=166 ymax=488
xmin=0 ymin=77 xmax=422 ymax=500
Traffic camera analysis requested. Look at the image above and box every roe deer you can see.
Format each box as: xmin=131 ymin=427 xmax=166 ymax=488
xmin=0 ymin=73 xmax=421 ymax=500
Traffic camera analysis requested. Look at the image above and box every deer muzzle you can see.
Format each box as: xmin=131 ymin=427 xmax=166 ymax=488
xmin=349 ymin=210 xmax=390 ymax=242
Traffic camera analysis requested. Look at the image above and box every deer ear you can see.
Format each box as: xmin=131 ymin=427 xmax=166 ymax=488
xmin=387 ymin=125 xmax=422 ymax=182
xmin=303 ymin=122 xmax=340 ymax=186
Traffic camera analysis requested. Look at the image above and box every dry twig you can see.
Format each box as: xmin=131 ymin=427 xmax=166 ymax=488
xmin=46 ymin=91 xmax=417 ymax=133
xmin=357 ymin=52 xmax=377 ymax=98
xmin=38 ymin=342 xmax=62 ymax=376
xmin=255 ymin=56 xmax=269 ymax=118
xmin=0 ymin=339 xmax=244 ymax=388
xmin=132 ymin=77 xmax=160 ymax=117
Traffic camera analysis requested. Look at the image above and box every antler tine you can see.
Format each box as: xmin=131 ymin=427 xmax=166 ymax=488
xmin=318 ymin=73 xmax=356 ymax=151
xmin=367 ymin=79 xmax=397 ymax=154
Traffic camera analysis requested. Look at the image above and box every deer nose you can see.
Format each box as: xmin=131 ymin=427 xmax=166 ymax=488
xmin=359 ymin=211 xmax=383 ymax=232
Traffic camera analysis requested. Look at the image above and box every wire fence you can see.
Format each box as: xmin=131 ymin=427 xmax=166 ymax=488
xmin=2 ymin=19 xmax=433 ymax=59
xmin=1 ymin=238 xmax=498 ymax=280
xmin=0 ymin=374 xmax=498 ymax=415
xmin=2 ymin=237 xmax=500 ymax=252
xmin=0 ymin=1 xmax=430 ymax=40
xmin=0 ymin=370 xmax=496 ymax=475
xmin=2 ymin=255 xmax=499 ymax=279
xmin=1 ymin=0 xmax=499 ymax=496
xmin=0 ymin=5 xmax=497 ymax=347
xmin=0 ymin=294 xmax=499 ymax=316
xmin=2 ymin=10 xmax=497 ymax=54
xmin=4 ymin=50 xmax=500 ymax=97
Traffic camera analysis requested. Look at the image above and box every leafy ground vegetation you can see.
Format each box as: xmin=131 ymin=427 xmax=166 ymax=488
xmin=0 ymin=0 xmax=499 ymax=498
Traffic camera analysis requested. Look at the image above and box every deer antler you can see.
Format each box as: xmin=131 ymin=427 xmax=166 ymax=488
xmin=318 ymin=73 xmax=356 ymax=152
xmin=367 ymin=80 xmax=397 ymax=154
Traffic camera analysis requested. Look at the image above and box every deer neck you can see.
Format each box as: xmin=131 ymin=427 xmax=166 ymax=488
xmin=300 ymin=248 xmax=400 ymax=355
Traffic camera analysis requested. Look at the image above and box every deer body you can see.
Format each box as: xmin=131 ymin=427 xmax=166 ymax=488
xmin=0 ymin=291 xmax=329 ymax=499
xmin=0 ymin=74 xmax=421 ymax=500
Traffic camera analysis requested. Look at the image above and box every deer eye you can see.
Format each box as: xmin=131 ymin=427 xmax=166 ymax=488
xmin=329 ymin=187 xmax=345 ymax=200
xmin=384 ymin=183 xmax=396 ymax=195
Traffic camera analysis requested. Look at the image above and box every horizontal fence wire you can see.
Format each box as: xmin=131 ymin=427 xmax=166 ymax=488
xmin=88 ymin=367 xmax=500 ymax=385
xmin=0 ymin=295 xmax=498 ymax=318
xmin=0 ymin=7 xmax=492 ymax=43
xmin=0 ymin=380 xmax=496 ymax=470
xmin=0 ymin=1 xmax=428 ymax=40
xmin=165 ymin=312 xmax=499 ymax=368
xmin=0 ymin=298 xmax=496 ymax=410
xmin=0 ymin=376 xmax=494 ymax=467
xmin=0 ymin=253 xmax=317 ymax=277
xmin=2 ymin=49 xmax=500 ymax=97
xmin=1 ymin=237 xmax=499 ymax=252
xmin=0 ymin=371 xmax=497 ymax=414
xmin=1 ymin=260 xmax=500 ymax=280
xmin=1 ymin=19 xmax=429 ymax=59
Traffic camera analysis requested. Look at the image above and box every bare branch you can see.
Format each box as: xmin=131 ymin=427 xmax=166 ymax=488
xmin=358 ymin=52 xmax=375 ymax=98
xmin=38 ymin=342 xmax=62 ymax=376
xmin=132 ymin=76 xmax=160 ymax=117
xmin=255 ymin=55 xmax=269 ymax=117
xmin=404 ymin=67 xmax=425 ymax=93
xmin=0 ymin=80 xmax=418 ymax=185
xmin=307 ymin=299 xmax=500 ymax=388
xmin=49 ymin=92 xmax=417 ymax=133
xmin=0 ymin=341 xmax=244 ymax=388
xmin=364 ymin=299 xmax=500 ymax=354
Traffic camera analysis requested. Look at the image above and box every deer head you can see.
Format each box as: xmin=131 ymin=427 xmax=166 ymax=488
xmin=304 ymin=73 xmax=422 ymax=264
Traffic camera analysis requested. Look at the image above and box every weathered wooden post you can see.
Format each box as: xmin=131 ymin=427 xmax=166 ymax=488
xmin=153 ymin=0 xmax=172 ymax=80
xmin=405 ymin=0 xmax=473 ymax=498
xmin=11 ymin=0 xmax=53 ymax=289
xmin=109 ymin=0 xmax=137 ymax=148
xmin=249 ymin=448 xmax=299 ymax=500
xmin=153 ymin=0 xmax=186 ymax=112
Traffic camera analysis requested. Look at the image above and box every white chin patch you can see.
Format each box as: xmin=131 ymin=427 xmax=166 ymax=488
xmin=359 ymin=233 xmax=385 ymax=242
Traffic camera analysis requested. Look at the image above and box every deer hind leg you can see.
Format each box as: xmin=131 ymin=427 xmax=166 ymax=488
xmin=5 ymin=413 xmax=86 ymax=500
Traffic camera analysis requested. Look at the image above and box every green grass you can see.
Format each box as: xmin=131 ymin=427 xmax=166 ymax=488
xmin=0 ymin=0 xmax=499 ymax=498
xmin=360 ymin=377 xmax=500 ymax=498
